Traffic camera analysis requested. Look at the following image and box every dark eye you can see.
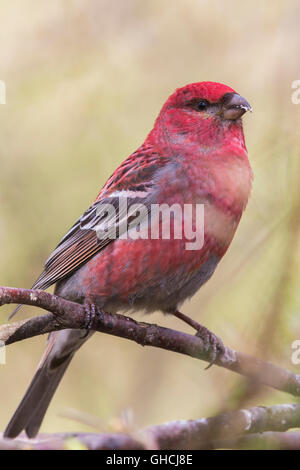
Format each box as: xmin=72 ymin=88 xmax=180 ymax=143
xmin=195 ymin=99 xmax=209 ymax=111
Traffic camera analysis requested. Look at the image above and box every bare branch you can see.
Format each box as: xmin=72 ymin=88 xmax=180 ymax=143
xmin=1 ymin=403 xmax=300 ymax=450
xmin=145 ymin=403 xmax=300 ymax=449
xmin=217 ymin=432 xmax=300 ymax=450
xmin=1 ymin=286 xmax=300 ymax=398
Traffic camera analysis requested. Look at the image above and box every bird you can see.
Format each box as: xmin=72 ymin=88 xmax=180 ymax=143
xmin=4 ymin=81 xmax=253 ymax=439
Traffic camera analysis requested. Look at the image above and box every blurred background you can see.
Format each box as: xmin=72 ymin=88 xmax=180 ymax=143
xmin=0 ymin=0 xmax=300 ymax=436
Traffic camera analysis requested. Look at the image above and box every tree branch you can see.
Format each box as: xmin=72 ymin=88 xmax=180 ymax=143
xmin=216 ymin=432 xmax=300 ymax=451
xmin=1 ymin=403 xmax=300 ymax=450
xmin=1 ymin=286 xmax=300 ymax=398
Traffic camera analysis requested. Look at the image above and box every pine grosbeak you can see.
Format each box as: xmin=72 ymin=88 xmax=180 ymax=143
xmin=5 ymin=81 xmax=252 ymax=438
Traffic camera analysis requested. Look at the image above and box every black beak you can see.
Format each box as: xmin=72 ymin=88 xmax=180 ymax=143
xmin=222 ymin=93 xmax=252 ymax=120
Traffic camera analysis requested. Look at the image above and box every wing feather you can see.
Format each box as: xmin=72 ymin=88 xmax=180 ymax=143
xmin=31 ymin=149 xmax=168 ymax=291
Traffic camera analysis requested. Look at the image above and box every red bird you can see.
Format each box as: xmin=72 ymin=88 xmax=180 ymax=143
xmin=5 ymin=82 xmax=252 ymax=438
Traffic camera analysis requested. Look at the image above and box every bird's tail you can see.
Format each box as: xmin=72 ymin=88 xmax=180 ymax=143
xmin=4 ymin=329 xmax=92 ymax=439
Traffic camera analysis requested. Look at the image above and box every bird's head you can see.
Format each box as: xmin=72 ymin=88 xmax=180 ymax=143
xmin=150 ymin=82 xmax=252 ymax=154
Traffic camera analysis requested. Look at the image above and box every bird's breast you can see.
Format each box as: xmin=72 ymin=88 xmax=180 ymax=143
xmin=154 ymin=153 xmax=252 ymax=256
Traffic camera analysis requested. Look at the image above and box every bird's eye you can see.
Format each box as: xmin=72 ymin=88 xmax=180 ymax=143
xmin=195 ymin=100 xmax=208 ymax=111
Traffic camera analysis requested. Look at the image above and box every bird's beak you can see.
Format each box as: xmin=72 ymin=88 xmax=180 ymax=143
xmin=222 ymin=93 xmax=252 ymax=120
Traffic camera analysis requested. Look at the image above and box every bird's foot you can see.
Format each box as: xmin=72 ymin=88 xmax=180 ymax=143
xmin=194 ymin=324 xmax=225 ymax=369
xmin=83 ymin=300 xmax=103 ymax=338
xmin=172 ymin=310 xmax=225 ymax=369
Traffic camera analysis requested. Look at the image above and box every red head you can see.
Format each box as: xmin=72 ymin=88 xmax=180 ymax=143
xmin=149 ymin=81 xmax=252 ymax=155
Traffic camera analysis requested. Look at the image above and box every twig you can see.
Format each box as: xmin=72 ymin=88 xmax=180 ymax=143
xmin=1 ymin=403 xmax=300 ymax=450
xmin=1 ymin=286 xmax=300 ymax=397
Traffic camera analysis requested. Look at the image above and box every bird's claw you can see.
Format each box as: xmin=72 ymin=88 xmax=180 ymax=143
xmin=195 ymin=326 xmax=225 ymax=369
xmin=83 ymin=301 xmax=103 ymax=338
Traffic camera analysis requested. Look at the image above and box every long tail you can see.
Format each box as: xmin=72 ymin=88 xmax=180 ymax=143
xmin=4 ymin=329 xmax=93 ymax=439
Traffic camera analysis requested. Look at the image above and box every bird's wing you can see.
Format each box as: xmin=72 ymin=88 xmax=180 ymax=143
xmin=32 ymin=149 xmax=169 ymax=291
